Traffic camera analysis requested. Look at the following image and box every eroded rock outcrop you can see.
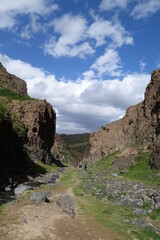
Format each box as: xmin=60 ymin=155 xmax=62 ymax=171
xmin=87 ymin=69 xmax=160 ymax=169
xmin=9 ymin=99 xmax=56 ymax=164
xmin=0 ymin=63 xmax=56 ymax=187
xmin=145 ymin=69 xmax=160 ymax=169
xmin=0 ymin=63 xmax=27 ymax=95
xmin=51 ymin=133 xmax=67 ymax=162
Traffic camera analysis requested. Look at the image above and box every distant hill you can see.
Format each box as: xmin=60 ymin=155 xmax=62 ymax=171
xmin=60 ymin=133 xmax=90 ymax=162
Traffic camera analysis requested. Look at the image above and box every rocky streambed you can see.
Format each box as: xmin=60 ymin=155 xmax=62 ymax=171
xmin=0 ymin=168 xmax=76 ymax=218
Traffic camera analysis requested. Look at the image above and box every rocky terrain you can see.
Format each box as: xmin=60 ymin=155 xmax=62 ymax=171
xmin=9 ymin=99 xmax=56 ymax=164
xmin=0 ymin=168 xmax=124 ymax=240
xmin=0 ymin=63 xmax=56 ymax=188
xmin=87 ymin=69 xmax=160 ymax=169
xmin=51 ymin=133 xmax=68 ymax=162
xmin=79 ymin=168 xmax=160 ymax=237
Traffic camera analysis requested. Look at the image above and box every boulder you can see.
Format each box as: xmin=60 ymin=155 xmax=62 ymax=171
xmin=14 ymin=184 xmax=32 ymax=195
xmin=31 ymin=192 xmax=49 ymax=203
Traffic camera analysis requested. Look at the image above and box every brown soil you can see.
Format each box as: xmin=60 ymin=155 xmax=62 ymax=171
xmin=0 ymin=185 xmax=124 ymax=240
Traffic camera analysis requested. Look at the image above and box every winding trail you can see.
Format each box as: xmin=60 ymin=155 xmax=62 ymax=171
xmin=0 ymin=169 xmax=124 ymax=240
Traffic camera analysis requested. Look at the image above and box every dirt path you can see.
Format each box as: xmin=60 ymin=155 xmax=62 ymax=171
xmin=0 ymin=176 xmax=124 ymax=240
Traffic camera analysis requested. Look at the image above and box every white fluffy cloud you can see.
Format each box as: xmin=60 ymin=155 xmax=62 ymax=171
xmin=44 ymin=14 xmax=94 ymax=58
xmin=91 ymin=48 xmax=122 ymax=77
xmin=0 ymin=53 xmax=150 ymax=133
xmin=44 ymin=13 xmax=133 ymax=59
xmin=88 ymin=18 xmax=133 ymax=47
xmin=99 ymin=0 xmax=128 ymax=11
xmin=131 ymin=0 xmax=160 ymax=19
xmin=0 ymin=0 xmax=58 ymax=29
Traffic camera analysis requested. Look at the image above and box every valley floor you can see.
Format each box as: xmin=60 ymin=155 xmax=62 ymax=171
xmin=0 ymin=169 xmax=123 ymax=240
xmin=0 ymin=163 xmax=160 ymax=240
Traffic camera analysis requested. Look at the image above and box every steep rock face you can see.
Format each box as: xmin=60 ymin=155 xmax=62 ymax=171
xmin=145 ymin=69 xmax=160 ymax=169
xmin=9 ymin=99 xmax=56 ymax=164
xmin=51 ymin=133 xmax=67 ymax=162
xmin=88 ymin=103 xmax=147 ymax=162
xmin=0 ymin=62 xmax=56 ymax=168
xmin=0 ymin=63 xmax=27 ymax=95
xmin=88 ymin=69 xmax=160 ymax=169
xmin=0 ymin=116 xmax=30 ymax=187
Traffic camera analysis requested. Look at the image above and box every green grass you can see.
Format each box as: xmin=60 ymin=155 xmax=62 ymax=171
xmin=60 ymin=167 xmax=75 ymax=188
xmin=131 ymin=228 xmax=160 ymax=240
xmin=0 ymin=87 xmax=35 ymax=101
xmin=95 ymin=151 xmax=119 ymax=171
xmin=0 ymin=204 xmax=5 ymax=216
xmin=61 ymin=133 xmax=90 ymax=154
xmin=74 ymin=174 xmax=160 ymax=240
xmin=61 ymin=133 xmax=90 ymax=145
xmin=0 ymin=99 xmax=8 ymax=117
xmin=149 ymin=207 xmax=160 ymax=220
xmin=68 ymin=141 xmax=88 ymax=153
xmin=29 ymin=160 xmax=59 ymax=176
xmin=13 ymin=120 xmax=26 ymax=141
xmin=36 ymin=161 xmax=59 ymax=172
xmin=122 ymin=151 xmax=160 ymax=185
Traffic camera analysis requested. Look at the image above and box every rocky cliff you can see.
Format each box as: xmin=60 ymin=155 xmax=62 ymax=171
xmin=87 ymin=69 xmax=160 ymax=169
xmin=0 ymin=63 xmax=27 ymax=95
xmin=8 ymin=99 xmax=56 ymax=164
xmin=0 ymin=63 xmax=56 ymax=187
xmin=51 ymin=133 xmax=67 ymax=162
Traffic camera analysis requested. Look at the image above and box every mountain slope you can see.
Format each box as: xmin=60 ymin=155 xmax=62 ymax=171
xmin=87 ymin=69 xmax=160 ymax=169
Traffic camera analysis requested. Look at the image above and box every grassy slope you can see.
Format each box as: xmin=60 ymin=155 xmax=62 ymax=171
xmin=61 ymin=133 xmax=90 ymax=153
xmin=121 ymin=151 xmax=160 ymax=186
xmin=0 ymin=86 xmax=35 ymax=118
xmin=0 ymin=87 xmax=35 ymax=101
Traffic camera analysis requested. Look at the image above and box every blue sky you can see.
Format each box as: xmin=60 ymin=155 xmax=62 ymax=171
xmin=0 ymin=0 xmax=160 ymax=133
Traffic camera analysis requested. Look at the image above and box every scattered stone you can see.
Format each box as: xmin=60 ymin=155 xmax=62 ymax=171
xmin=35 ymin=173 xmax=59 ymax=184
xmin=124 ymin=219 xmax=130 ymax=224
xmin=57 ymin=195 xmax=75 ymax=218
xmin=146 ymin=223 xmax=160 ymax=235
xmin=111 ymin=172 xmax=118 ymax=177
xmin=14 ymin=184 xmax=32 ymax=195
xmin=154 ymin=196 xmax=160 ymax=204
xmin=31 ymin=192 xmax=49 ymax=203
xmin=70 ymin=179 xmax=75 ymax=182
xmin=21 ymin=219 xmax=28 ymax=224
xmin=131 ymin=217 xmax=145 ymax=227
xmin=133 ymin=209 xmax=147 ymax=216
xmin=5 ymin=185 xmax=12 ymax=192
xmin=147 ymin=190 xmax=154 ymax=198
xmin=27 ymin=175 xmax=34 ymax=181
xmin=133 ymin=184 xmax=138 ymax=191
xmin=142 ymin=194 xmax=152 ymax=202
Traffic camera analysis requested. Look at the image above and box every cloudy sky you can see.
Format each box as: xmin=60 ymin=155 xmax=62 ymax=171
xmin=0 ymin=0 xmax=160 ymax=133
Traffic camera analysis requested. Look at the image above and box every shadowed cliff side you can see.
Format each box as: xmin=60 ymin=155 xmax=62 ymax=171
xmin=0 ymin=63 xmax=57 ymax=187
xmin=87 ymin=69 xmax=160 ymax=169
xmin=9 ymin=99 xmax=56 ymax=164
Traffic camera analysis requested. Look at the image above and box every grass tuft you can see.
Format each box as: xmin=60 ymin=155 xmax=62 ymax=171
xmin=121 ymin=151 xmax=160 ymax=185
xmin=95 ymin=151 xmax=119 ymax=170
xmin=0 ymin=87 xmax=35 ymax=101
